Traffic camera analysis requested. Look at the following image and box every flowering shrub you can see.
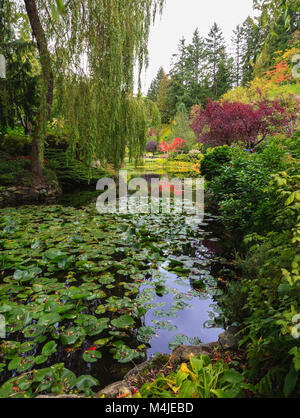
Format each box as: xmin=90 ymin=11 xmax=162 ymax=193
xmin=190 ymin=100 xmax=292 ymax=148
xmin=148 ymin=128 xmax=158 ymax=138
xmin=158 ymin=138 xmax=187 ymax=154
xmin=188 ymin=149 xmax=202 ymax=158
xmin=146 ymin=140 xmax=158 ymax=153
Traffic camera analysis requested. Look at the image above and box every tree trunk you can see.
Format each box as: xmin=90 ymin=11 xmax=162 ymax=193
xmin=31 ymin=111 xmax=43 ymax=181
xmin=24 ymin=119 xmax=31 ymax=136
xmin=24 ymin=0 xmax=53 ymax=186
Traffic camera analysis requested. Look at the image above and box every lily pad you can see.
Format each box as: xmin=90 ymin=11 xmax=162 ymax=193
xmin=111 ymin=314 xmax=135 ymax=329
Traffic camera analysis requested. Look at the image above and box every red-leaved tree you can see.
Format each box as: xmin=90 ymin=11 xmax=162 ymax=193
xmin=190 ymin=100 xmax=292 ymax=148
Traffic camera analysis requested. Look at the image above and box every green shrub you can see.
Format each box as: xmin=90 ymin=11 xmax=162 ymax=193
xmin=168 ymin=153 xmax=192 ymax=162
xmin=200 ymin=146 xmax=233 ymax=180
xmin=208 ymin=143 xmax=291 ymax=236
xmin=0 ymin=134 xmax=32 ymax=156
xmin=207 ymin=143 xmax=300 ymax=396
xmin=255 ymin=138 xmax=288 ymax=169
xmin=168 ymin=151 xmax=203 ymax=163
xmin=285 ymin=129 xmax=300 ymax=159
xmin=45 ymin=149 xmax=108 ymax=190
xmin=237 ymin=171 xmax=300 ymax=396
xmin=217 ymin=280 xmax=249 ymax=326
xmin=45 ymin=132 xmax=68 ymax=151
xmin=0 ymin=153 xmax=31 ymax=186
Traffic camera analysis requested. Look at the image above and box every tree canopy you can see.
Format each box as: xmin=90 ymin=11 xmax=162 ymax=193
xmin=1 ymin=0 xmax=165 ymax=183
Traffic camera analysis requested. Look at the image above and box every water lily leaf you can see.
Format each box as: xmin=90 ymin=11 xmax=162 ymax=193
xmin=23 ymin=325 xmax=45 ymax=338
xmin=13 ymin=267 xmax=42 ymax=282
xmin=34 ymin=355 xmax=48 ymax=365
xmin=66 ymin=287 xmax=90 ymax=300
xmin=168 ymin=259 xmax=184 ymax=268
xmin=61 ymin=327 xmax=86 ymax=346
xmin=112 ymin=344 xmax=143 ymax=364
xmin=137 ymin=326 xmax=156 ymax=343
xmin=111 ymin=314 xmax=135 ymax=329
xmin=93 ymin=337 xmax=112 ymax=347
xmin=42 ymin=341 xmax=57 ymax=356
xmin=44 ymin=249 xmax=66 ymax=261
xmin=37 ymin=313 xmax=61 ymax=327
xmin=8 ymin=356 xmax=35 ymax=372
xmin=86 ymin=318 xmax=110 ymax=336
xmin=83 ymin=350 xmax=102 ymax=363
xmin=76 ymin=375 xmax=99 ymax=396
xmin=168 ymin=334 xmax=190 ymax=350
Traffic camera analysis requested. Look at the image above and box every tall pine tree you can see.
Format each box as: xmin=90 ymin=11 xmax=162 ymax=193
xmin=240 ymin=16 xmax=261 ymax=85
xmin=186 ymin=29 xmax=210 ymax=106
xmin=205 ymin=23 xmax=226 ymax=97
xmin=156 ymin=73 xmax=170 ymax=124
xmin=147 ymin=67 xmax=165 ymax=102
xmin=232 ymin=25 xmax=243 ymax=87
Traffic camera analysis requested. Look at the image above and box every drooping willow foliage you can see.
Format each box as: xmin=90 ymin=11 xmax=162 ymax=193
xmin=33 ymin=0 xmax=165 ymax=169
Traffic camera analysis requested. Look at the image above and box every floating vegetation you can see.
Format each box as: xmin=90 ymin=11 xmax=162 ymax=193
xmin=0 ymin=203 xmax=222 ymax=397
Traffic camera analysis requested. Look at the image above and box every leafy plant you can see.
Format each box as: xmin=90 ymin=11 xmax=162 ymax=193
xmin=200 ymin=146 xmax=233 ymax=180
xmin=137 ymin=355 xmax=249 ymax=398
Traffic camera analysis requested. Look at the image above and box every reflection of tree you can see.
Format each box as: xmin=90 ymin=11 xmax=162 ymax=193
xmin=203 ymin=239 xmax=223 ymax=255
xmin=142 ymin=174 xmax=161 ymax=185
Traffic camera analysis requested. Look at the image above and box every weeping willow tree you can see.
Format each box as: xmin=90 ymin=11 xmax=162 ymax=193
xmin=21 ymin=0 xmax=165 ymax=184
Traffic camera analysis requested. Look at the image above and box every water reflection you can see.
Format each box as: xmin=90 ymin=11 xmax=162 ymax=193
xmin=141 ymin=261 xmax=223 ymax=358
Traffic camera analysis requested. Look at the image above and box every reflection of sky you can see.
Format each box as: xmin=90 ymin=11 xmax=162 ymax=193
xmin=142 ymin=267 xmax=223 ymax=357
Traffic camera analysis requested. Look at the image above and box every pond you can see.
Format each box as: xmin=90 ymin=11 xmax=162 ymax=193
xmin=142 ymin=263 xmax=223 ymax=357
xmin=0 ymin=166 xmax=225 ymax=395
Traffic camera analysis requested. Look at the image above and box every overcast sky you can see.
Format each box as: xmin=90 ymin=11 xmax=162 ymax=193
xmin=138 ymin=0 xmax=258 ymax=94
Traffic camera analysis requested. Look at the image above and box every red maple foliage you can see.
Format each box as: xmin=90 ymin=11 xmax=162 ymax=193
xmin=190 ymin=100 xmax=291 ymax=148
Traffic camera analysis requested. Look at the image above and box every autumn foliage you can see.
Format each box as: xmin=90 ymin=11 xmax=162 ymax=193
xmin=190 ymin=100 xmax=292 ymax=148
xmin=265 ymin=61 xmax=291 ymax=84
